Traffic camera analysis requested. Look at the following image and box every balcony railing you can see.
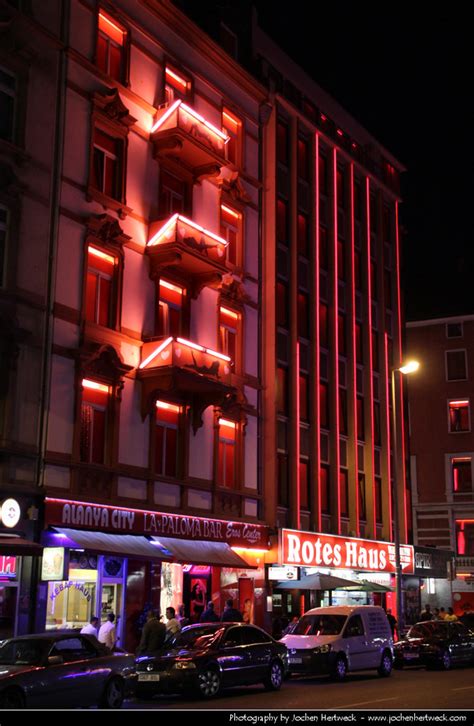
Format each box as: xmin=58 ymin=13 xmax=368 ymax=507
xmin=140 ymin=336 xmax=232 ymax=383
xmin=150 ymin=100 xmax=229 ymax=174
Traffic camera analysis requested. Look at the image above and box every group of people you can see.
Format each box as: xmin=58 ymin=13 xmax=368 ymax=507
xmin=80 ymin=612 xmax=117 ymax=650
xmin=418 ymin=604 xmax=459 ymax=622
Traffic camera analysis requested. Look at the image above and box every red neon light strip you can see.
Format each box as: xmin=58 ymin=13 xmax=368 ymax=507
xmin=384 ymin=332 xmax=393 ymax=539
xmin=148 ymin=213 xmax=228 ymax=248
xmin=315 ymin=133 xmax=321 ymax=531
xmin=139 ymin=336 xmax=173 ymax=369
xmin=333 ymin=148 xmax=341 ymax=533
xmin=366 ymin=178 xmax=376 ymax=537
xmin=350 ymin=163 xmax=359 ymax=534
xmin=395 ymin=200 xmax=407 ymax=542
xmin=296 ymin=341 xmax=301 ymax=530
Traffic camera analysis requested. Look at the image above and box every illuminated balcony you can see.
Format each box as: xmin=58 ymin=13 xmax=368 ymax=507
xmin=137 ymin=336 xmax=235 ymax=430
xmin=146 ymin=214 xmax=228 ymax=294
xmin=151 ymin=100 xmax=229 ymax=179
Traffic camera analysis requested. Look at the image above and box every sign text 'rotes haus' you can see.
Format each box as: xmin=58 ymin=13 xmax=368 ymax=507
xmin=281 ymin=529 xmax=414 ymax=574
xmin=45 ymin=498 xmax=270 ymax=549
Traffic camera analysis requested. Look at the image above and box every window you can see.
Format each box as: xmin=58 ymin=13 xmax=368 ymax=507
xmin=277 ymin=198 xmax=289 ymax=244
xmin=0 ymin=205 xmax=8 ymax=286
xmin=0 ymin=66 xmax=16 ymax=143
xmin=345 ymin=615 xmax=364 ymax=637
xmin=155 ymin=401 xmax=181 ymax=478
xmin=336 ymin=168 xmax=345 ymax=208
xmin=91 ymin=127 xmax=123 ymax=201
xmin=219 ymin=306 xmax=239 ymax=363
xmin=277 ymin=367 xmax=288 ymax=414
xmin=338 ymin=314 xmax=346 ymax=356
xmin=355 ymin=323 xmax=363 ymax=363
xmin=319 ymin=226 xmax=328 ymax=269
xmin=220 ymin=204 xmax=241 ymax=267
xmin=218 ymin=418 xmax=237 ymax=488
xmin=384 ymin=269 xmax=392 ymax=309
xmin=85 ymin=246 xmax=116 ymax=327
xmin=222 ymin=108 xmax=242 ymax=166
xmin=164 ymin=65 xmax=191 ymax=104
xmin=297 ymin=293 xmax=309 ymax=339
xmin=452 ymin=457 xmax=472 ymax=493
xmin=449 ymin=399 xmax=470 ymax=433
xmin=80 ymin=379 xmax=109 ymax=464
xmin=358 ymin=473 xmax=366 ymax=520
xmin=456 ymin=520 xmax=474 ymax=556
xmin=299 ymin=375 xmax=309 ymax=421
xmin=318 ymin=155 xmax=328 ymax=195
xmin=320 ymin=382 xmax=329 ymax=428
xmin=446 ymin=350 xmax=467 ymax=381
xmin=96 ymin=11 xmax=127 ymax=83
xmin=340 ymin=469 xmax=348 ymax=517
xmin=446 ymin=322 xmax=463 ymax=339
xmin=278 ymin=452 xmax=289 ymax=507
xmin=49 ymin=637 xmax=96 ymax=663
xmin=320 ymin=303 xmax=328 ymax=348
xmin=373 ymin=402 xmax=381 ymax=446
xmin=297 ymin=137 xmax=309 ymax=180
xmin=372 ymin=332 xmax=379 ymax=371
xmin=300 ymin=459 xmax=309 ymax=510
xmin=356 ymin=397 xmax=365 ymax=440
xmin=219 ymin=22 xmax=238 ymax=59
xmin=277 ymin=121 xmax=289 ymax=166
xmin=157 ymin=279 xmax=185 ymax=338
xmin=277 ymin=283 xmax=288 ymax=328
xmin=339 ymin=388 xmax=348 ymax=435
xmin=375 ymin=475 xmax=382 ymax=523
xmin=320 ymin=465 xmax=330 ymax=513
xmin=159 ymin=170 xmax=188 ymax=217
xmin=297 ymin=213 xmax=309 ymax=256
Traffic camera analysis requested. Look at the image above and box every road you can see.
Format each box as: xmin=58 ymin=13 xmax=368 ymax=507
xmin=123 ymin=665 xmax=474 ymax=710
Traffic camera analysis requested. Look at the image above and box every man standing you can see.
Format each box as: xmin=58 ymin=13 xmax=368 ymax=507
xmin=419 ymin=604 xmax=433 ymax=622
xmin=80 ymin=616 xmax=99 ymax=637
xmin=165 ymin=607 xmax=181 ymax=636
xmin=221 ymin=599 xmax=243 ymax=622
xmin=386 ymin=609 xmax=398 ymax=639
xmin=136 ymin=609 xmax=167 ymax=654
xmin=98 ymin=613 xmax=117 ymax=651
xmin=200 ymin=601 xmax=219 ymax=622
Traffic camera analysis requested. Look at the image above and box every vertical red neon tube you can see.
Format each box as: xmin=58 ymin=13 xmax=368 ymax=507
xmin=384 ymin=331 xmax=393 ymax=539
xmin=350 ymin=164 xmax=359 ymax=534
xmin=333 ymin=148 xmax=340 ymax=533
xmin=315 ymin=134 xmax=321 ymax=531
xmin=296 ymin=341 xmax=301 ymax=530
xmin=366 ymin=177 xmax=376 ymax=537
xmin=395 ymin=200 xmax=407 ymax=542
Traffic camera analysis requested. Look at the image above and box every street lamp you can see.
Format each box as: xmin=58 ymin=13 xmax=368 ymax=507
xmin=391 ymin=359 xmax=419 ymax=635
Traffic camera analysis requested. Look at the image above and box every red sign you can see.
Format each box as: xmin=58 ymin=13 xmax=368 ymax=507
xmin=280 ymin=529 xmax=414 ymax=574
xmin=0 ymin=556 xmax=16 ymax=576
xmin=45 ymin=498 xmax=270 ymax=549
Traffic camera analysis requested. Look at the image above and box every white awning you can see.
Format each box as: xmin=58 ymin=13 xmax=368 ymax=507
xmin=52 ymin=527 xmax=171 ymax=559
xmin=151 ymin=536 xmax=253 ymax=567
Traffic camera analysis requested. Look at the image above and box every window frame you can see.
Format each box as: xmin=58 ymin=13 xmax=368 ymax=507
xmin=215 ymin=415 xmax=241 ymax=490
xmin=219 ymin=200 xmax=243 ymax=270
xmin=445 ymin=349 xmax=468 ymax=382
xmin=218 ymin=303 xmax=242 ymax=374
xmin=163 ymin=61 xmax=192 ymax=105
xmin=222 ymin=106 xmax=243 ymax=168
xmin=79 ymin=379 xmax=110 ymax=466
xmin=152 ymin=400 xmax=185 ymax=480
xmin=95 ymin=8 xmax=130 ymax=86
xmin=84 ymin=245 xmax=118 ymax=330
xmin=451 ymin=456 xmax=473 ymax=494
xmin=448 ymin=398 xmax=471 ymax=434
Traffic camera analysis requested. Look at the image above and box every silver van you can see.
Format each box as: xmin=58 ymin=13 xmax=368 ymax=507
xmin=281 ymin=605 xmax=393 ymax=680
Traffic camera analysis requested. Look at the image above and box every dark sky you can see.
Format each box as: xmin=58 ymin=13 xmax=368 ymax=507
xmin=253 ymin=6 xmax=472 ymax=321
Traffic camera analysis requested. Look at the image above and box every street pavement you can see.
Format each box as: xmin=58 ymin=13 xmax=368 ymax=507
xmin=123 ymin=665 xmax=474 ymax=711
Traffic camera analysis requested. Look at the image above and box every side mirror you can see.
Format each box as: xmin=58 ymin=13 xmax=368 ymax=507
xmin=48 ymin=655 xmax=64 ymax=665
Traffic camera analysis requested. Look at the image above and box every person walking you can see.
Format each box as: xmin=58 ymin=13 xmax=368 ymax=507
xmin=200 ymin=601 xmax=219 ymax=622
xmin=220 ymin=598 xmax=243 ymax=622
xmin=80 ymin=615 xmax=99 ymax=637
xmin=386 ymin=609 xmax=398 ymax=639
xmin=136 ymin=609 xmax=167 ymax=655
xmin=98 ymin=613 xmax=117 ymax=651
xmin=419 ymin=603 xmax=433 ymax=622
xmin=165 ymin=606 xmax=181 ymax=636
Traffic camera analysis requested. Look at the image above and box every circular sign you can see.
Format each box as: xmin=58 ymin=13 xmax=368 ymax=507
xmin=1 ymin=499 xmax=21 ymax=529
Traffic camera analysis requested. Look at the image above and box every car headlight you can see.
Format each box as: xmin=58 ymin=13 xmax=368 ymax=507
xmin=313 ymin=644 xmax=331 ymax=654
xmin=173 ymin=661 xmax=197 ymax=670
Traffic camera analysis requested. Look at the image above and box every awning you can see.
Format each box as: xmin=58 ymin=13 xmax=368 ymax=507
xmin=150 ymin=536 xmax=253 ymax=567
xmin=276 ymin=572 xmax=360 ymax=590
xmin=51 ymin=528 xmax=172 ymax=560
xmin=0 ymin=536 xmax=44 ymax=556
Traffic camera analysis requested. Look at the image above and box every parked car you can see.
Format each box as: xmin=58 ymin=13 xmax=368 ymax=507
xmin=0 ymin=633 xmax=136 ymax=708
xmin=280 ymin=605 xmax=393 ymax=681
xmin=135 ymin=622 xmax=288 ymax=699
xmin=394 ymin=620 xmax=474 ymax=670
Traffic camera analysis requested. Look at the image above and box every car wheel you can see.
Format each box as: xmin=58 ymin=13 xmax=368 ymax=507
xmin=264 ymin=660 xmax=284 ymax=691
xmin=377 ymin=650 xmax=393 ymax=677
xmin=0 ymin=688 xmax=25 ymax=709
xmin=440 ymin=650 xmax=452 ymax=671
xmin=197 ymin=668 xmax=221 ymax=699
xmin=330 ymin=654 xmax=347 ymax=681
xmin=99 ymin=676 xmax=125 ymax=708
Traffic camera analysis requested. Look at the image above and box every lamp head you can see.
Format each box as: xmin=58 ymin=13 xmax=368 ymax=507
xmin=399 ymin=360 xmax=420 ymax=375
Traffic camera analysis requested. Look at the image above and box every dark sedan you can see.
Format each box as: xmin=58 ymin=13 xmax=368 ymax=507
xmin=394 ymin=620 xmax=474 ymax=670
xmin=0 ymin=633 xmax=136 ymax=708
xmin=135 ymin=622 xmax=288 ymax=699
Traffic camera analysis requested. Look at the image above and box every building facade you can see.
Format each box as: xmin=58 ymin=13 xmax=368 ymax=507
xmin=407 ymin=315 xmax=474 ymax=614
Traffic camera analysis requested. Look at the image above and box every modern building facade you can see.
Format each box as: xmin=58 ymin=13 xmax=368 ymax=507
xmin=407 ymin=315 xmax=474 ymax=614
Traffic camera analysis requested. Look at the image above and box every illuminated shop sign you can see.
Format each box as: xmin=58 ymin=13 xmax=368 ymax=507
xmin=280 ymin=529 xmax=414 ymax=574
xmin=268 ymin=565 xmax=299 ymax=581
xmin=0 ymin=498 xmax=21 ymax=528
xmin=45 ymin=498 xmax=270 ymax=549
xmin=41 ymin=547 xmax=66 ymax=581
xmin=0 ymin=556 xmax=16 ymax=576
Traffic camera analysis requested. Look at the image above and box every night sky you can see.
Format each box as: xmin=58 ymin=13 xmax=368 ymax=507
xmin=253 ymin=6 xmax=472 ymax=321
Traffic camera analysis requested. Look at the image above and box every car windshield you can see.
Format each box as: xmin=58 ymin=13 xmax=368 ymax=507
xmin=170 ymin=626 xmax=224 ymax=649
xmin=291 ymin=614 xmax=347 ymax=636
xmin=0 ymin=639 xmax=46 ymax=665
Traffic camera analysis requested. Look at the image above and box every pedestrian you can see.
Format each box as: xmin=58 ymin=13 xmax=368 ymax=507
xmin=433 ymin=607 xmax=441 ymax=620
xmin=165 ymin=606 xmax=181 ymax=635
xmin=221 ymin=598 xmax=243 ymax=622
xmin=136 ymin=609 xmax=167 ymax=655
xmin=80 ymin=615 xmax=99 ymax=637
xmin=98 ymin=613 xmax=117 ymax=651
xmin=444 ymin=607 xmax=458 ymax=622
xmin=386 ymin=608 xmax=398 ymax=639
xmin=438 ymin=607 xmax=447 ymax=620
xmin=200 ymin=601 xmax=220 ymax=622
xmin=419 ymin=603 xmax=433 ymax=622
xmin=177 ymin=604 xmax=190 ymax=628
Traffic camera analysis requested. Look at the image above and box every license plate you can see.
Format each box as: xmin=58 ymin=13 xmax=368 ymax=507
xmin=138 ymin=673 xmax=161 ymax=681
xmin=288 ymin=657 xmax=303 ymax=664
xmin=404 ymin=652 xmax=418 ymax=660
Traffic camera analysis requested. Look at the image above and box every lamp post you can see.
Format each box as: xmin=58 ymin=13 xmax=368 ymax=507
xmin=391 ymin=360 xmax=419 ymax=635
